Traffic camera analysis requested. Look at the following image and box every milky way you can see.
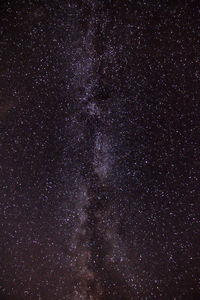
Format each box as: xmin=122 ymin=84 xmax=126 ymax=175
xmin=0 ymin=1 xmax=200 ymax=299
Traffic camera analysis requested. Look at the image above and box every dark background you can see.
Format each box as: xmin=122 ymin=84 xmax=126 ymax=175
xmin=0 ymin=0 xmax=200 ymax=299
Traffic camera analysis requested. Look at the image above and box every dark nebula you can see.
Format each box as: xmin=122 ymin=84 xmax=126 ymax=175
xmin=0 ymin=0 xmax=200 ymax=299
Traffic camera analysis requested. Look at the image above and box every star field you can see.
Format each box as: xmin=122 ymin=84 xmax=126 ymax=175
xmin=0 ymin=0 xmax=200 ymax=299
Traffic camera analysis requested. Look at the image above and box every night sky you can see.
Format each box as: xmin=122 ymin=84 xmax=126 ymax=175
xmin=0 ymin=0 xmax=200 ymax=299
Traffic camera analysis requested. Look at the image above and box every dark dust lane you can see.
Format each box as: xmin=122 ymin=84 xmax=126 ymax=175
xmin=0 ymin=1 xmax=200 ymax=299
